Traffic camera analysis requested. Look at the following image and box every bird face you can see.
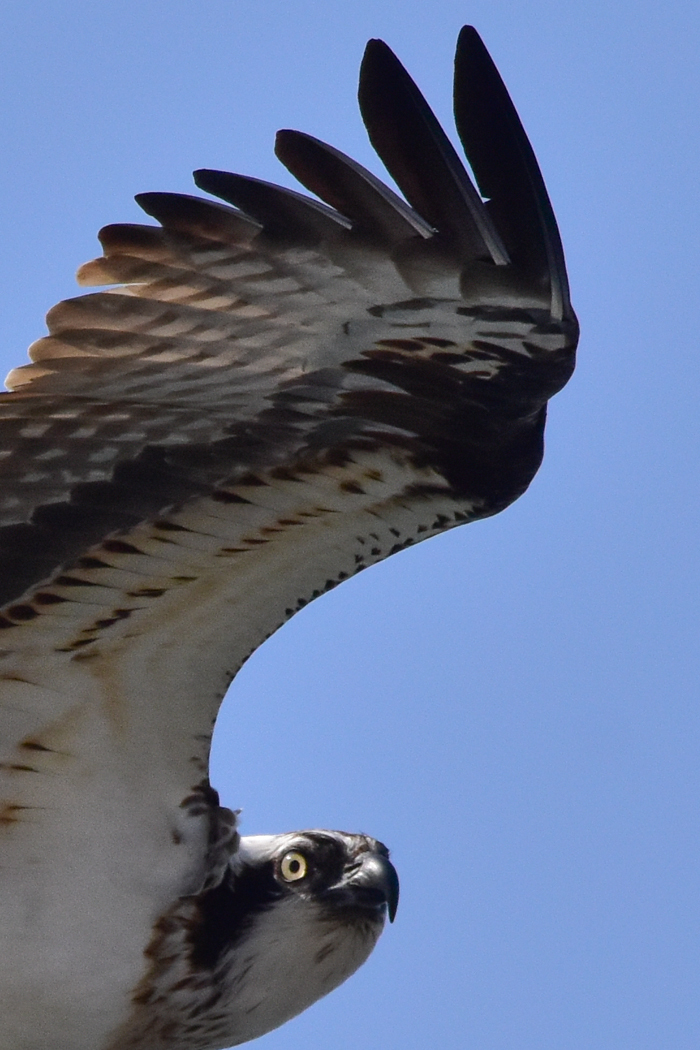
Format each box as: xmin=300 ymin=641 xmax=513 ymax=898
xmin=250 ymin=830 xmax=400 ymax=924
xmin=165 ymin=830 xmax=399 ymax=1049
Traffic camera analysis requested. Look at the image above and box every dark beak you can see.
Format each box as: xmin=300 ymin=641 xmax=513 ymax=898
xmin=352 ymin=852 xmax=400 ymax=923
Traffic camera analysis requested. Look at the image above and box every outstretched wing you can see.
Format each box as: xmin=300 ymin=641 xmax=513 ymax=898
xmin=0 ymin=26 xmax=577 ymax=1041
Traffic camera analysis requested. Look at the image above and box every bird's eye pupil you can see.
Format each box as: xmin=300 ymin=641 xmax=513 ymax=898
xmin=289 ymin=860 xmax=300 ymax=873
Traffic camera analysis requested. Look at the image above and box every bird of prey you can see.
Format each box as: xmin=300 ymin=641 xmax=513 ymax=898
xmin=0 ymin=25 xmax=577 ymax=1050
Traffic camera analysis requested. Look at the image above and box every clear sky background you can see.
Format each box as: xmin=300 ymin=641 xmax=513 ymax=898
xmin=1 ymin=2 xmax=699 ymax=1048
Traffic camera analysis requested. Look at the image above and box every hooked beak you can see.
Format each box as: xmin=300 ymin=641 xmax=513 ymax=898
xmin=349 ymin=851 xmax=400 ymax=923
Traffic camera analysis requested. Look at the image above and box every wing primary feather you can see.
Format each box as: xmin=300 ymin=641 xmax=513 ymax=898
xmin=193 ymin=169 xmax=351 ymax=243
xmin=453 ymin=26 xmax=572 ymax=321
xmin=135 ymin=191 xmax=261 ymax=242
xmin=274 ymin=129 xmax=433 ymax=245
xmin=358 ymin=37 xmax=510 ymax=266
xmin=97 ymin=223 xmax=178 ymax=261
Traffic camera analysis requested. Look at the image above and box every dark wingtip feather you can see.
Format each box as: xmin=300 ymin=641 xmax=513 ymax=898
xmin=358 ymin=37 xmax=509 ymax=265
xmin=275 ymin=129 xmax=433 ymax=244
xmin=193 ymin=169 xmax=349 ymax=243
xmin=453 ymin=26 xmax=573 ymax=321
xmin=135 ymin=191 xmax=261 ymax=242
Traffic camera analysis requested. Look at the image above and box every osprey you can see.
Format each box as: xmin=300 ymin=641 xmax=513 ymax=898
xmin=0 ymin=26 xmax=577 ymax=1050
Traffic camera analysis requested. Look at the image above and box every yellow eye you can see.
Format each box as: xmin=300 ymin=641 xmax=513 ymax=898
xmin=280 ymin=851 xmax=308 ymax=882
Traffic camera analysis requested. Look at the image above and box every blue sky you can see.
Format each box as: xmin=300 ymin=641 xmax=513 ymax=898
xmin=1 ymin=2 xmax=699 ymax=1048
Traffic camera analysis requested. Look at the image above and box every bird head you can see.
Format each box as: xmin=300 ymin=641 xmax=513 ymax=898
xmin=182 ymin=829 xmax=398 ymax=1046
